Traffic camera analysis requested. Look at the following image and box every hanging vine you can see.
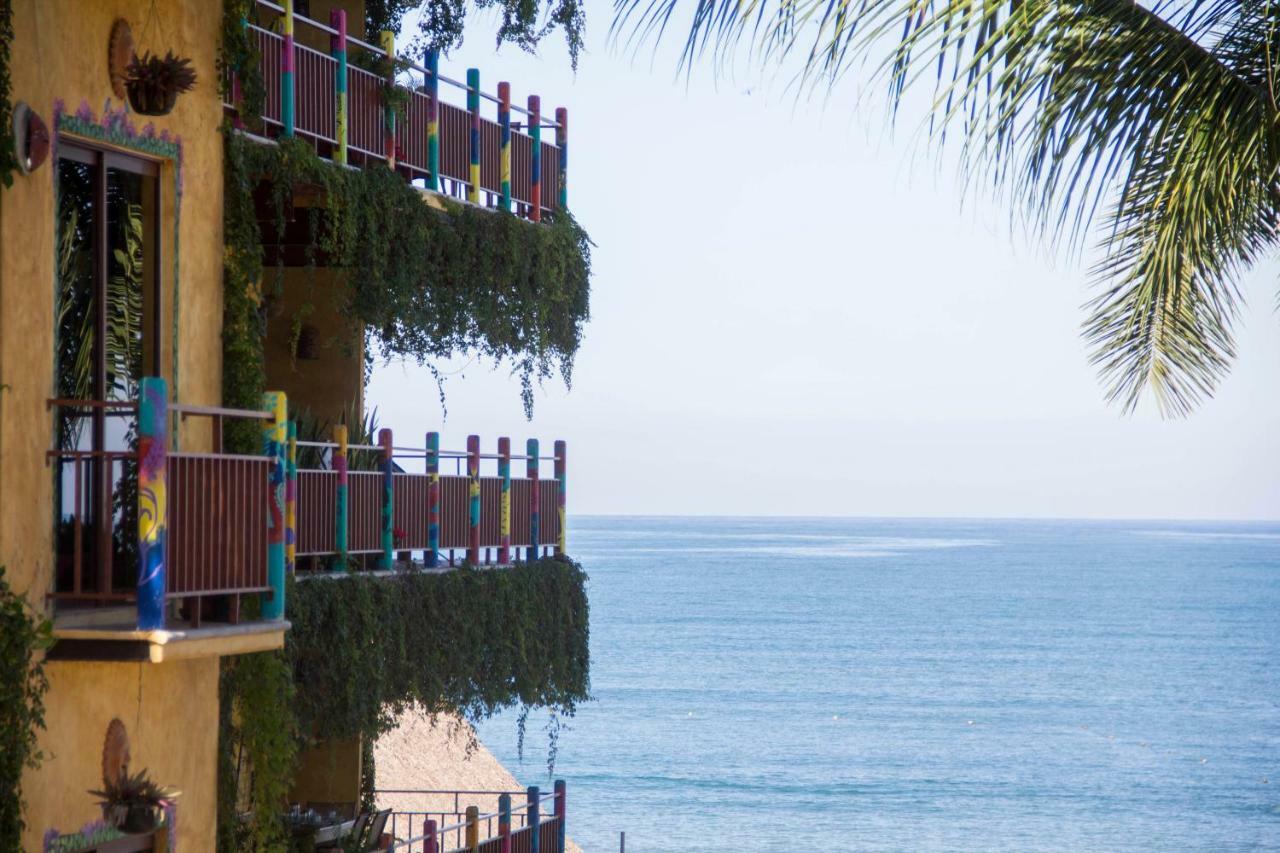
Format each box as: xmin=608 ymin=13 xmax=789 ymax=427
xmin=0 ymin=566 xmax=53 ymax=850
xmin=0 ymin=0 xmax=16 ymax=187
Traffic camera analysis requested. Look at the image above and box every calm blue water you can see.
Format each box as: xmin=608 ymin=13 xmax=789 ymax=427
xmin=476 ymin=517 xmax=1280 ymax=851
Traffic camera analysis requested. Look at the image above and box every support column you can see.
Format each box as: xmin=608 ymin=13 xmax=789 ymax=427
xmin=528 ymin=787 xmax=541 ymax=853
xmin=498 ymin=793 xmax=512 ymax=853
xmin=381 ymin=30 xmax=397 ymax=167
xmin=137 ymin=377 xmax=168 ymax=631
xmin=286 ymin=420 xmax=298 ymax=575
xmin=426 ymin=431 xmax=441 ymax=568
xmin=554 ymin=780 xmax=567 ymax=853
xmin=424 ymin=819 xmax=438 ymax=853
xmin=498 ymin=437 xmax=511 ymax=564
xmin=528 ymin=95 xmax=542 ymax=221
xmin=466 ymin=805 xmax=479 ymax=852
xmin=380 ymin=427 xmax=394 ymax=570
xmin=555 ymin=107 xmax=568 ymax=210
xmin=499 ymin=82 xmax=512 ymax=211
xmin=467 ymin=434 xmax=481 ymax=564
xmin=426 ymin=50 xmax=440 ymax=191
xmin=468 ymin=68 xmax=481 ymax=204
xmin=263 ymin=391 xmax=288 ymax=619
xmin=330 ymin=9 xmax=348 ymax=165
xmin=333 ymin=424 xmax=348 ymax=570
xmin=281 ymin=0 xmax=296 ymax=137
xmin=554 ymin=439 xmax=566 ymax=557
xmin=527 ymin=438 xmax=540 ymax=561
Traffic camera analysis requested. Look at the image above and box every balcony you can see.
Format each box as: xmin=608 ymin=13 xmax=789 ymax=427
xmin=45 ymin=377 xmax=569 ymax=660
xmin=227 ymin=0 xmax=567 ymax=222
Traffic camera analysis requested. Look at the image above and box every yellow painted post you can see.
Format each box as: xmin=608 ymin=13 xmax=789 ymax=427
xmin=466 ymin=805 xmax=480 ymax=852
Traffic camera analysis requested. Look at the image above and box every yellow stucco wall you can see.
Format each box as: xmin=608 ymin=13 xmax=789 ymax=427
xmin=290 ymin=736 xmax=363 ymax=815
xmin=1 ymin=2 xmax=226 ymax=848
xmin=25 ymin=657 xmax=221 ymax=852
xmin=264 ymin=268 xmax=365 ymax=426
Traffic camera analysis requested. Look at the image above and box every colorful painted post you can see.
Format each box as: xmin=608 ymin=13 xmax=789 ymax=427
xmin=528 ymin=95 xmax=542 ymax=221
xmin=467 ymin=68 xmax=481 ymax=204
xmin=263 ymin=391 xmax=288 ymax=619
xmin=527 ymin=786 xmax=541 ymax=853
xmin=381 ymin=30 xmax=397 ymax=168
xmin=498 ymin=793 xmax=512 ymax=853
xmin=498 ymin=437 xmax=512 ymax=564
xmin=465 ymin=805 xmax=479 ymax=852
xmin=498 ymin=82 xmax=512 ymax=211
xmin=424 ymin=819 xmax=438 ymax=853
xmin=286 ymin=420 xmax=298 ymax=574
xmin=554 ymin=780 xmax=567 ymax=852
xmin=333 ymin=424 xmax=349 ymax=570
xmin=137 ymin=377 xmax=168 ymax=631
xmin=467 ymin=434 xmax=481 ymax=565
xmin=330 ymin=9 xmax=348 ymax=166
xmin=555 ymin=108 xmax=568 ymax=210
xmin=554 ymin=440 xmax=566 ymax=556
xmin=281 ymin=0 xmax=296 ymax=137
xmin=527 ymin=438 xmax=540 ymax=561
xmin=426 ymin=431 xmax=440 ymax=568
xmin=380 ymin=427 xmax=394 ymax=570
xmin=425 ymin=50 xmax=440 ymax=191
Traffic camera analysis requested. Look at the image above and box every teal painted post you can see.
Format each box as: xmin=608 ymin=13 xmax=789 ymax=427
xmin=527 ymin=438 xmax=540 ymax=561
xmin=263 ymin=391 xmax=288 ymax=619
xmin=554 ymin=780 xmax=566 ymax=852
xmin=467 ymin=434 xmax=481 ymax=564
xmin=333 ymin=424 xmax=348 ymax=570
xmin=498 ymin=437 xmax=511 ymax=564
xmin=498 ymin=793 xmax=512 ymax=853
xmin=554 ymin=439 xmax=566 ymax=557
xmin=426 ymin=431 xmax=440 ymax=567
xmin=555 ymin=108 xmax=567 ymax=210
xmin=330 ymin=8 xmax=348 ymax=165
xmin=498 ymin=82 xmax=512 ymax=211
xmin=467 ymin=68 xmax=481 ymax=203
xmin=426 ymin=50 xmax=440 ymax=191
xmin=528 ymin=95 xmax=542 ymax=222
xmin=381 ymin=30 xmax=397 ymax=167
xmin=137 ymin=377 xmax=168 ymax=630
xmin=281 ymin=0 xmax=296 ymax=137
xmin=527 ymin=786 xmax=541 ymax=853
xmin=380 ymin=428 xmax=394 ymax=570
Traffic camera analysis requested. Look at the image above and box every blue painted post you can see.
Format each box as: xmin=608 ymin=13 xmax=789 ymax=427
xmin=468 ymin=68 xmax=481 ymax=204
xmin=498 ymin=793 xmax=512 ymax=853
xmin=527 ymin=438 xmax=540 ymax=561
xmin=426 ymin=50 xmax=440 ymax=191
xmin=426 ymin=431 xmax=440 ymax=568
xmin=137 ymin=377 xmax=168 ymax=630
xmin=555 ymin=108 xmax=567 ymax=210
xmin=499 ymin=82 xmax=512 ymax=212
xmin=380 ymin=428 xmax=394 ymax=570
xmin=281 ymin=0 xmax=296 ymax=137
xmin=263 ymin=391 xmax=288 ymax=619
xmin=527 ymin=786 xmax=541 ymax=853
xmin=467 ymin=435 xmax=481 ymax=565
xmin=554 ymin=780 xmax=566 ymax=852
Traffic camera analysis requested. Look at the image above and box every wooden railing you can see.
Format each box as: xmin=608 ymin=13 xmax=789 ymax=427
xmin=227 ymin=0 xmax=568 ymax=222
xmin=378 ymin=783 xmax=567 ymax=853
xmin=291 ymin=429 xmax=567 ymax=571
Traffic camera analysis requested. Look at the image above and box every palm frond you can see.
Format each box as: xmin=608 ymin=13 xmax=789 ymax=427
xmin=614 ymin=0 xmax=1280 ymax=415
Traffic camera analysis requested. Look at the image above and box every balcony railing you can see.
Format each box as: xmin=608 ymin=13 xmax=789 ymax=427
xmin=227 ymin=0 xmax=568 ymax=222
xmin=377 ymin=783 xmax=567 ymax=853
xmin=48 ymin=379 xmax=571 ymax=630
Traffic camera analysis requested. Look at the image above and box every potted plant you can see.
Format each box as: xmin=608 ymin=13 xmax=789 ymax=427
xmin=124 ymin=50 xmax=197 ymax=116
xmin=88 ymin=766 xmax=176 ymax=834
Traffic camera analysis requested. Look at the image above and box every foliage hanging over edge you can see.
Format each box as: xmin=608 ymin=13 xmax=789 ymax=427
xmin=0 ymin=566 xmax=53 ymax=850
xmin=229 ymin=133 xmax=592 ymax=418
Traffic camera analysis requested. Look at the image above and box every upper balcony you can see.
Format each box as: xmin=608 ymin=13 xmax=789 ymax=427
xmin=227 ymin=0 xmax=568 ymax=222
xmin=46 ymin=379 xmax=568 ymax=662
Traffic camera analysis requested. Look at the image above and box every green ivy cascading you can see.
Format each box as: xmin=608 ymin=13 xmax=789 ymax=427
xmin=0 ymin=567 xmax=52 ymax=851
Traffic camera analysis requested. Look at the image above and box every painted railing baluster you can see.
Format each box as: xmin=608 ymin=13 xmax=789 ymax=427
xmin=466 ymin=805 xmax=480 ymax=852
xmin=467 ymin=435 xmax=481 ymax=564
xmin=380 ymin=427 xmax=394 ymax=570
xmin=381 ymin=30 xmax=397 ymax=168
xmin=137 ymin=377 xmax=168 ymax=631
xmin=499 ymin=82 xmax=512 ymax=212
xmin=499 ymin=793 xmax=512 ymax=853
xmin=286 ymin=420 xmax=297 ymax=574
xmin=468 ymin=68 xmax=481 ymax=204
xmin=498 ymin=437 xmax=511 ymax=563
xmin=554 ymin=439 xmax=566 ymax=557
xmin=555 ymin=108 xmax=568 ymax=210
xmin=281 ymin=0 xmax=295 ymax=137
xmin=528 ymin=95 xmax=542 ymax=222
xmin=333 ymin=424 xmax=348 ymax=570
xmin=427 ymin=431 xmax=440 ymax=568
xmin=527 ymin=438 xmax=540 ymax=561
xmin=426 ymin=50 xmax=440 ymax=191
xmin=528 ymin=787 xmax=541 ymax=853
xmin=554 ymin=780 xmax=567 ymax=853
xmin=263 ymin=391 xmax=288 ymax=619
xmin=330 ymin=9 xmax=348 ymax=166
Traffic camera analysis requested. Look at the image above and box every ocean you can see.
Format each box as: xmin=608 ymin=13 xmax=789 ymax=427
xmin=476 ymin=516 xmax=1280 ymax=851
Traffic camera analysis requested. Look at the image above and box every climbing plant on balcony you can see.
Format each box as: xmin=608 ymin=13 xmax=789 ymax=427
xmin=0 ymin=566 xmax=53 ymax=850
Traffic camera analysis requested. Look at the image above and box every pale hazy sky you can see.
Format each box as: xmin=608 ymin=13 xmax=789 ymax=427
xmin=368 ymin=8 xmax=1280 ymax=520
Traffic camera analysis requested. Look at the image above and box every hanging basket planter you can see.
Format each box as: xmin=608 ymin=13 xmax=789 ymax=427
xmin=125 ymin=51 xmax=197 ymax=116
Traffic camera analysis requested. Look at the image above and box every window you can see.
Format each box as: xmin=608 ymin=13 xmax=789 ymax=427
xmin=54 ymin=142 xmax=161 ymax=599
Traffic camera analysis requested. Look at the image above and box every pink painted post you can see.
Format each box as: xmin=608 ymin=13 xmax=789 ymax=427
xmin=425 ymin=818 xmax=438 ymax=853
xmin=528 ymin=95 xmax=542 ymax=222
xmin=499 ymin=793 xmax=512 ymax=853
xmin=554 ymin=440 xmax=566 ymax=557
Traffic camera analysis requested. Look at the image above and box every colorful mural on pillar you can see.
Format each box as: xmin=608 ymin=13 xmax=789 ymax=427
xmin=498 ymin=436 xmax=512 ymax=563
xmin=137 ymin=377 xmax=168 ymax=631
xmin=527 ymin=438 xmax=540 ymax=561
xmin=263 ymin=391 xmax=287 ymax=619
xmin=427 ymin=431 xmax=441 ymax=567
